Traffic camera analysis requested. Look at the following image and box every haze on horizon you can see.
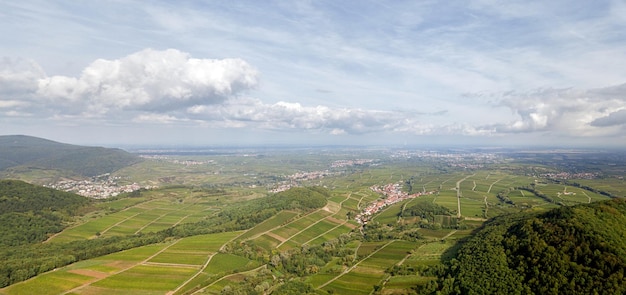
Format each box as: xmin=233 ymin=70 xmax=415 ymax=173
xmin=1 ymin=1 xmax=626 ymax=148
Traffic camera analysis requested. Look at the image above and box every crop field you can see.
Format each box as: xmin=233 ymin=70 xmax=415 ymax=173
xmin=308 ymin=223 xmax=354 ymax=245
xmin=433 ymin=191 xmax=458 ymax=212
xmin=508 ymin=189 xmax=556 ymax=208
xmin=49 ymin=188 xmax=228 ymax=243
xmin=3 ymin=148 xmax=624 ymax=295
xmin=385 ymin=275 xmax=434 ymax=293
xmin=532 ymin=183 xmax=611 ymax=206
xmin=0 ymin=270 xmax=93 ymax=295
xmin=323 ymin=271 xmax=382 ymax=295
xmin=148 ymin=232 xmax=241 ymax=266
xmin=264 ymin=210 xmax=349 ymax=251
xmin=235 ymin=210 xmax=300 ymax=241
xmin=205 ymin=254 xmax=255 ymax=274
xmin=372 ymin=201 xmax=405 ymax=225
xmin=287 ymin=219 xmax=338 ymax=243
xmin=574 ymin=178 xmax=626 ymax=197
xmin=320 ymin=240 xmax=415 ymax=294
xmin=263 ymin=211 xmax=331 ymax=239
xmin=358 ymin=240 xmax=414 ymax=270
xmin=91 ymin=265 xmax=198 ymax=291
xmin=2 ymin=231 xmax=245 ymax=295
xmin=241 ymin=208 xmax=349 ymax=252
xmin=1 ymin=242 xmax=169 ymax=295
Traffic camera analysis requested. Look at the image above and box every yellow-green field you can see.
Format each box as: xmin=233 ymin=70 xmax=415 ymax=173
xmin=1 ymin=150 xmax=620 ymax=295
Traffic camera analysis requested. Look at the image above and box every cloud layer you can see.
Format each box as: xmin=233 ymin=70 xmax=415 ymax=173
xmin=0 ymin=49 xmax=439 ymax=136
xmin=6 ymin=49 xmax=258 ymax=117
xmin=1 ymin=1 xmax=626 ymax=146
xmin=488 ymin=84 xmax=626 ymax=137
xmin=2 ymin=48 xmax=626 ymax=142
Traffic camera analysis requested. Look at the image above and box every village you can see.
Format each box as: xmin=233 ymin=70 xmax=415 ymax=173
xmin=46 ymin=174 xmax=154 ymax=199
xmin=355 ymin=182 xmax=435 ymax=225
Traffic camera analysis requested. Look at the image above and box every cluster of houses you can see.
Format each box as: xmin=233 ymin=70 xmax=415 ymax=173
xmin=330 ymin=158 xmax=376 ymax=168
xmin=139 ymin=155 xmax=215 ymax=166
xmin=355 ymin=182 xmax=435 ymax=225
xmin=269 ymin=170 xmax=337 ymax=193
xmin=541 ymin=171 xmax=598 ymax=180
xmin=46 ymin=175 xmax=153 ymax=198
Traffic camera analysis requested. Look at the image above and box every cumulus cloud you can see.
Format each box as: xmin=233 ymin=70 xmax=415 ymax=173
xmin=486 ymin=83 xmax=626 ymax=136
xmin=3 ymin=48 xmax=625 ymax=140
xmin=185 ymin=97 xmax=413 ymax=134
xmin=590 ymin=109 xmax=626 ymax=127
xmin=33 ymin=48 xmax=258 ymax=115
xmin=4 ymin=49 xmax=439 ymax=137
xmin=0 ymin=57 xmax=45 ymax=97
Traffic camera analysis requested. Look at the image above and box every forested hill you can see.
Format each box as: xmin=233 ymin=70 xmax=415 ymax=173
xmin=0 ymin=135 xmax=141 ymax=177
xmin=430 ymin=198 xmax=626 ymax=295
xmin=0 ymin=180 xmax=90 ymax=246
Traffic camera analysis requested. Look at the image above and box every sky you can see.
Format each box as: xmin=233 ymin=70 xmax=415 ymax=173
xmin=1 ymin=0 xmax=626 ymax=148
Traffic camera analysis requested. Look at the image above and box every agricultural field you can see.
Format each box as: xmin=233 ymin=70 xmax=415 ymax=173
xmin=48 ymin=187 xmax=228 ymax=243
xmin=1 ymin=147 xmax=623 ymax=294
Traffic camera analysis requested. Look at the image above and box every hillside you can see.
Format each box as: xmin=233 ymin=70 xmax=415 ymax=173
xmin=429 ymin=198 xmax=626 ymax=295
xmin=0 ymin=180 xmax=90 ymax=246
xmin=0 ymin=135 xmax=141 ymax=177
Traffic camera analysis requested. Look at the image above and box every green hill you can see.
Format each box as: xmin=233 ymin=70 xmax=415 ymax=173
xmin=430 ymin=198 xmax=626 ymax=294
xmin=0 ymin=135 xmax=141 ymax=177
xmin=0 ymin=180 xmax=90 ymax=246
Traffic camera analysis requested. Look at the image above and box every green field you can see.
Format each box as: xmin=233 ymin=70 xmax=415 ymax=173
xmin=2 ymin=148 xmax=623 ymax=295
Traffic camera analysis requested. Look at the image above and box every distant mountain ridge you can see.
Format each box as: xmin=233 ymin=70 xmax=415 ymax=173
xmin=0 ymin=135 xmax=141 ymax=177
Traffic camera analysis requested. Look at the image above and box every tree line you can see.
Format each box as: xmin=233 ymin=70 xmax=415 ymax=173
xmin=0 ymin=186 xmax=330 ymax=288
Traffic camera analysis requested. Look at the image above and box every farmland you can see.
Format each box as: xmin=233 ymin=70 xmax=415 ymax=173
xmin=0 ymin=147 xmax=623 ymax=294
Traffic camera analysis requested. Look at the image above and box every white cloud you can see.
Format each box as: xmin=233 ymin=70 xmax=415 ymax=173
xmin=590 ymin=109 xmax=626 ymax=127
xmin=0 ymin=57 xmax=45 ymax=97
xmin=0 ymin=100 xmax=28 ymax=108
xmin=35 ymin=48 xmax=258 ymax=115
xmin=2 ymin=43 xmax=626 ymax=144
xmin=133 ymin=114 xmax=186 ymax=124
xmin=488 ymin=83 xmax=626 ymax=136
xmin=185 ymin=97 xmax=424 ymax=135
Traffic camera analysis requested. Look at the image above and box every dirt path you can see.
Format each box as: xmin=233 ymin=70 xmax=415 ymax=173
xmin=266 ymin=231 xmax=288 ymax=243
xmin=172 ymin=232 xmax=244 ymax=294
xmin=441 ymin=229 xmax=458 ymax=240
xmin=243 ymin=208 xmax=322 ymax=242
xmin=100 ymin=212 xmax=142 ymax=235
xmin=356 ymin=193 xmax=367 ymax=210
xmin=456 ymin=174 xmax=475 ymax=218
xmin=317 ymin=240 xmax=396 ymax=289
xmin=487 ymin=178 xmax=501 ymax=193
xmin=483 ymin=195 xmax=489 ymax=217
xmin=302 ymin=220 xmax=348 ymax=245
xmin=190 ymin=265 xmax=267 ymax=295
xmin=63 ymin=239 xmax=183 ymax=295
xmin=46 ymin=199 xmax=154 ymax=243
xmin=581 ymin=191 xmax=591 ymax=203
xmin=378 ymin=243 xmax=429 ymax=291
xmin=134 ymin=211 xmax=171 ymax=234
xmin=134 ymin=203 xmax=196 ymax=234
xmin=275 ymin=214 xmax=329 ymax=248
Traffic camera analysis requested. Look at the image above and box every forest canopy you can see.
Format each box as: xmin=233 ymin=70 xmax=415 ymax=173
xmin=0 ymin=180 xmax=90 ymax=246
xmin=428 ymin=198 xmax=626 ymax=295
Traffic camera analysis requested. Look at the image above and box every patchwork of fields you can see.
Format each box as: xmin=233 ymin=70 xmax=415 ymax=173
xmin=1 ymin=150 xmax=620 ymax=295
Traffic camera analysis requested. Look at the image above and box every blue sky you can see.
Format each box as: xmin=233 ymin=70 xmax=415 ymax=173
xmin=1 ymin=0 xmax=626 ymax=147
